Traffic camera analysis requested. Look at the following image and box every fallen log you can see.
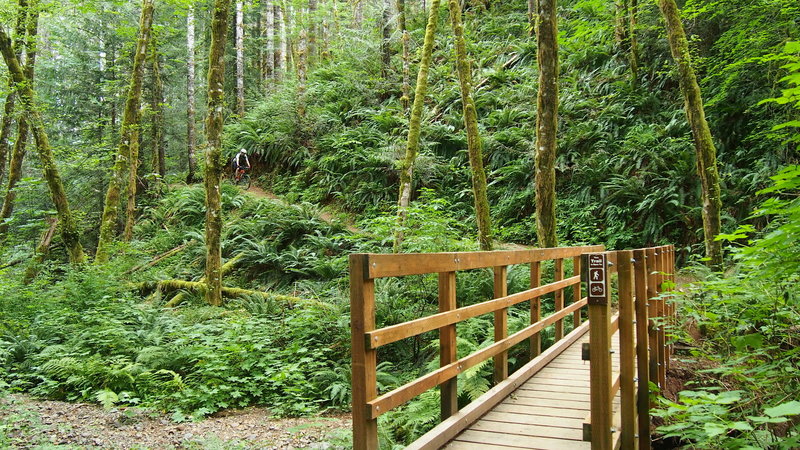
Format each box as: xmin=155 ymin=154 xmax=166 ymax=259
xmin=163 ymin=253 xmax=242 ymax=307
xmin=136 ymin=278 xmax=315 ymax=307
xmin=124 ymin=240 xmax=195 ymax=275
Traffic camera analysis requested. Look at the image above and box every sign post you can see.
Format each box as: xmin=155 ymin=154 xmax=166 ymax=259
xmin=582 ymin=252 xmax=612 ymax=449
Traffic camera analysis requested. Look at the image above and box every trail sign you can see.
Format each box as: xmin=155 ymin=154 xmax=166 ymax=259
xmin=585 ymin=253 xmax=608 ymax=305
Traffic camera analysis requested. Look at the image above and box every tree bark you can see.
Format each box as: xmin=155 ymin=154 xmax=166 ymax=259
xmin=186 ymin=4 xmax=198 ymax=184
xmin=0 ymin=0 xmax=29 ymax=189
xmin=150 ymin=42 xmax=165 ymax=189
xmin=397 ymin=0 xmax=410 ymax=111
xmin=658 ymin=0 xmax=722 ymax=268
xmin=380 ymin=0 xmax=391 ymax=79
xmin=448 ymin=0 xmax=492 ymax=250
xmin=394 ymin=0 xmax=441 ymax=251
xmin=535 ymin=0 xmax=558 ymax=248
xmin=308 ymin=0 xmax=317 ymax=67
xmin=614 ymin=0 xmax=628 ymax=46
xmin=95 ymin=0 xmax=154 ymax=262
xmin=0 ymin=26 xmax=85 ymax=264
xmin=0 ymin=0 xmax=36 ymax=236
xmin=236 ymin=0 xmax=245 ymax=117
xmin=629 ymin=0 xmax=639 ymax=85
xmin=204 ymin=0 xmax=232 ymax=306
xmin=527 ymin=0 xmax=537 ymax=37
xmin=264 ymin=0 xmax=274 ymax=83
xmin=274 ymin=0 xmax=283 ymax=79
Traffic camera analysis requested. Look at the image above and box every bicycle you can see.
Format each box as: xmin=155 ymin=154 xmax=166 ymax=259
xmin=233 ymin=167 xmax=251 ymax=190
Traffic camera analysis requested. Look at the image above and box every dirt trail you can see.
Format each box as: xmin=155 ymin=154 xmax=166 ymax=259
xmin=0 ymin=394 xmax=350 ymax=449
xmin=243 ymin=186 xmax=361 ymax=234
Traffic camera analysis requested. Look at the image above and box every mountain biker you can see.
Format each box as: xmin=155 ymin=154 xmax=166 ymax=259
xmin=232 ymin=148 xmax=251 ymax=177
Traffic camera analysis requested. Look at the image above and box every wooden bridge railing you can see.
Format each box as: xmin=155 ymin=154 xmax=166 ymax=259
xmin=583 ymin=245 xmax=675 ymax=450
xmin=349 ymin=245 xmax=604 ymax=449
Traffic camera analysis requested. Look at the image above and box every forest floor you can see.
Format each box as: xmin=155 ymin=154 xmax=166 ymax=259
xmin=0 ymin=393 xmax=352 ymax=449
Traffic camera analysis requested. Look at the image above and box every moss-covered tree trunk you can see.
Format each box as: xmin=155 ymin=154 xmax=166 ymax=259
xmin=204 ymin=0 xmax=232 ymax=306
xmin=534 ymin=0 xmax=558 ymax=248
xmin=151 ymin=43 xmax=165 ymax=181
xmin=397 ymin=0 xmax=410 ymax=111
xmin=527 ymin=0 xmax=538 ymax=37
xmin=95 ymin=0 xmax=154 ymax=262
xmin=273 ymin=1 xmax=283 ymax=79
xmin=658 ymin=0 xmax=722 ymax=268
xmin=186 ymin=4 xmax=198 ymax=184
xmin=448 ymin=0 xmax=492 ymax=251
xmin=0 ymin=26 xmax=85 ymax=264
xmin=0 ymin=0 xmax=35 ymax=236
xmin=628 ymin=0 xmax=639 ymax=84
xmin=236 ymin=0 xmax=245 ymax=117
xmin=394 ymin=0 xmax=441 ymax=252
xmin=308 ymin=0 xmax=317 ymax=67
xmin=380 ymin=0 xmax=391 ymax=79
xmin=0 ymin=0 xmax=29 ymax=189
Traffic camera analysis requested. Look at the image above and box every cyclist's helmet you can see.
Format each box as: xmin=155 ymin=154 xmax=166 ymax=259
xmin=240 ymin=148 xmax=247 ymax=154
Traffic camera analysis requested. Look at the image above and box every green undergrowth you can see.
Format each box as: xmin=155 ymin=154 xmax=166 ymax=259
xmin=0 ymin=182 xmax=569 ymax=447
xmin=655 ymin=165 xmax=800 ymax=449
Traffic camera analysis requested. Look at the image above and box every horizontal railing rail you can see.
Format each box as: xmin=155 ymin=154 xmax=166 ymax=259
xmin=350 ymin=245 xmax=604 ymax=450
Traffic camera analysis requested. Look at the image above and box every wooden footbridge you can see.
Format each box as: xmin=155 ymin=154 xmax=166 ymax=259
xmin=350 ymin=245 xmax=675 ymax=449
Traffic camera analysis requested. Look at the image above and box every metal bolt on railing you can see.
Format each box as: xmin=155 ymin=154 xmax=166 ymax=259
xmin=611 ymin=427 xmax=617 ymax=433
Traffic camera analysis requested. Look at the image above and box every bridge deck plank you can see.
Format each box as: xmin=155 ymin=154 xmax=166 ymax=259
xmin=443 ymin=330 xmax=629 ymax=449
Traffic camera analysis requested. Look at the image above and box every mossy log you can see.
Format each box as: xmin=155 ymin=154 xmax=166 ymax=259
xmin=136 ymin=279 xmax=310 ymax=308
xmin=164 ymin=253 xmax=241 ymax=307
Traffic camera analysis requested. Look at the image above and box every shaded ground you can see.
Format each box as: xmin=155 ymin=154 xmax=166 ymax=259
xmin=0 ymin=394 xmax=351 ymax=449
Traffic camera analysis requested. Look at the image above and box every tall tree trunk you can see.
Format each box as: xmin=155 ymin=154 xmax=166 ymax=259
xmin=527 ymin=0 xmax=537 ymax=37
xmin=354 ymin=0 xmax=363 ymax=28
xmin=0 ymin=0 xmax=33 ymax=232
xmin=186 ymin=3 xmax=198 ymax=184
xmin=0 ymin=26 xmax=85 ymax=264
xmin=614 ymin=0 xmax=628 ymax=46
xmin=535 ymin=0 xmax=558 ymax=248
xmin=150 ymin=43 xmax=165 ymax=185
xmin=658 ymin=0 xmax=722 ymax=268
xmin=628 ymin=0 xmax=639 ymax=85
xmin=307 ymin=0 xmax=317 ymax=67
xmin=274 ymin=0 xmax=284 ymax=79
xmin=236 ymin=0 xmax=245 ymax=116
xmin=264 ymin=0 xmax=274 ymax=83
xmin=380 ymin=0 xmax=391 ymax=79
xmin=394 ymin=0 xmax=441 ymax=251
xmin=397 ymin=0 xmax=410 ymax=111
xmin=284 ymin=3 xmax=292 ymax=73
xmin=95 ymin=0 xmax=154 ymax=263
xmin=448 ymin=0 xmax=492 ymax=250
xmin=204 ymin=0 xmax=233 ymax=306
xmin=0 ymin=0 xmax=29 ymax=187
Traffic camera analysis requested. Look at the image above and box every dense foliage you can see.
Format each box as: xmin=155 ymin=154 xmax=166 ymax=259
xmin=0 ymin=0 xmax=797 ymax=448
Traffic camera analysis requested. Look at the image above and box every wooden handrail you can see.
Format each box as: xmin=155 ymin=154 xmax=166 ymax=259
xmin=360 ymin=245 xmax=604 ymax=278
xmin=350 ymin=245 xmax=603 ymax=450
xmin=366 ymin=298 xmax=587 ymax=418
xmin=585 ymin=245 xmax=676 ymax=450
xmin=365 ymin=275 xmax=580 ymax=349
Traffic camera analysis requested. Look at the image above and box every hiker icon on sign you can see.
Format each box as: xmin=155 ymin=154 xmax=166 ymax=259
xmin=589 ymin=269 xmax=603 ymax=282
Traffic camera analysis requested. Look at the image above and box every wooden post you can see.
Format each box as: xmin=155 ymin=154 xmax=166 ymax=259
xmin=439 ymin=271 xmax=458 ymax=419
xmin=586 ymin=253 xmax=612 ymax=449
xmin=633 ymin=249 xmax=651 ymax=450
xmin=493 ymin=265 xmax=508 ymax=384
xmin=573 ymin=255 xmax=582 ymax=328
xmin=554 ymin=258 xmax=564 ymax=341
xmin=617 ymin=250 xmax=636 ymax=450
xmin=530 ymin=260 xmax=542 ymax=360
xmin=655 ymin=249 xmax=667 ymax=389
xmin=645 ymin=248 xmax=659 ymax=392
xmin=350 ymin=254 xmax=378 ymax=450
